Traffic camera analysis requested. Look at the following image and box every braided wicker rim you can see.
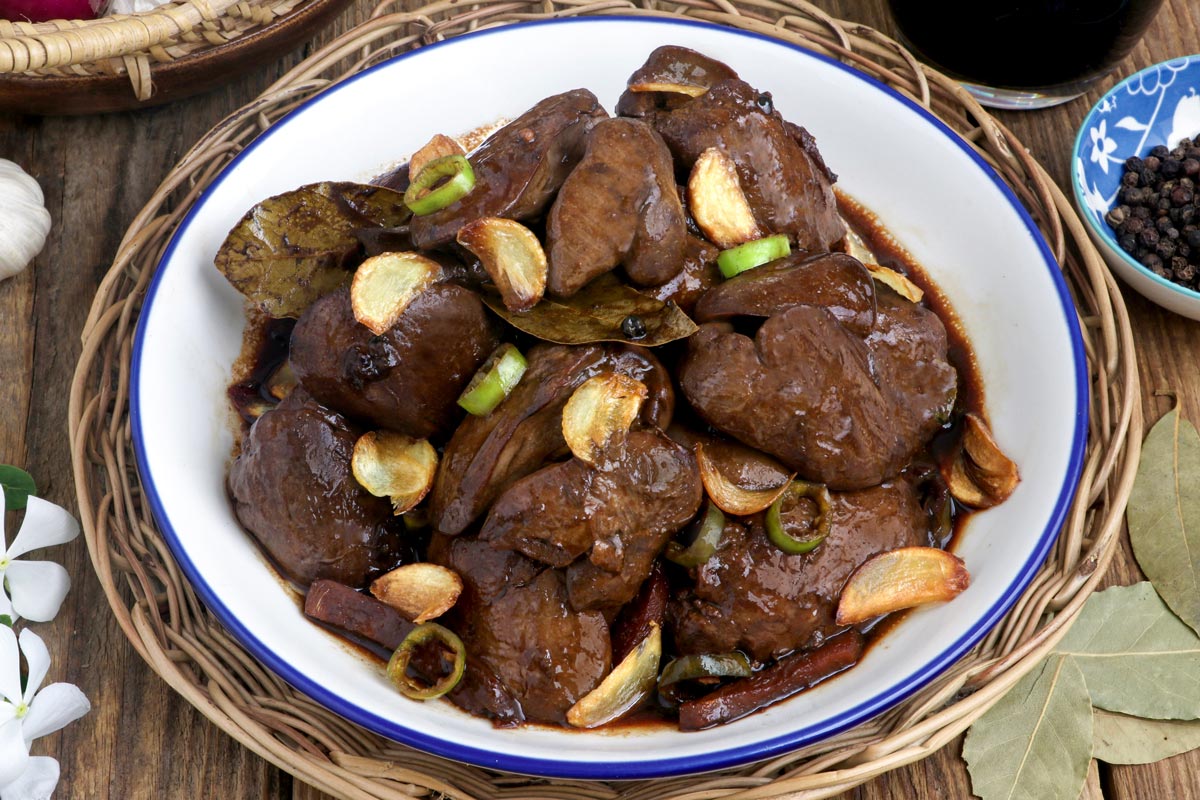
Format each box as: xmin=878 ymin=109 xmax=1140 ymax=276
xmin=0 ymin=0 xmax=310 ymax=101
xmin=68 ymin=2 xmax=1141 ymax=798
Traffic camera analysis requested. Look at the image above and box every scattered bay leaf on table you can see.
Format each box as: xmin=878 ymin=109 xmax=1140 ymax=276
xmin=214 ymin=182 xmax=411 ymax=318
xmin=963 ymin=655 xmax=1092 ymax=800
xmin=1055 ymin=582 xmax=1200 ymax=719
xmin=482 ymin=273 xmax=698 ymax=347
xmin=1127 ymin=405 xmax=1200 ymax=637
xmin=0 ymin=465 xmax=35 ymax=510
xmin=1093 ymin=709 xmax=1200 ymax=764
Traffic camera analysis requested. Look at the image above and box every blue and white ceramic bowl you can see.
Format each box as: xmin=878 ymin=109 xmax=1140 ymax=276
xmin=1073 ymin=55 xmax=1200 ymax=320
xmin=131 ymin=17 xmax=1086 ymax=779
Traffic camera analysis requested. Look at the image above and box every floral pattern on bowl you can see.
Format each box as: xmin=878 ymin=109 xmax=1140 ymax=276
xmin=1072 ymin=55 xmax=1200 ymax=319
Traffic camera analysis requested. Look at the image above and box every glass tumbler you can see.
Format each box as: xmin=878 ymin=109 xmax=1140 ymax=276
xmin=886 ymin=0 xmax=1165 ymax=110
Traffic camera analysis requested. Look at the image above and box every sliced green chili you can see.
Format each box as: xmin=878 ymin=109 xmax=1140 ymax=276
xmin=387 ymin=622 xmax=466 ymax=700
xmin=457 ymin=343 xmax=528 ymax=417
xmin=657 ymin=652 xmax=752 ymax=704
xmin=404 ymin=155 xmax=476 ymax=216
xmin=766 ymin=480 xmax=832 ymax=555
xmin=716 ymin=234 xmax=790 ymax=278
xmin=665 ymin=502 xmax=725 ymax=568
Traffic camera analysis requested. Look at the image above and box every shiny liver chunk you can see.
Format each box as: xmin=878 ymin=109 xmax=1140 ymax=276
xmin=545 ymin=117 xmax=687 ymax=296
xmin=228 ymin=392 xmax=397 ymax=588
xmin=431 ymin=344 xmax=673 ymax=535
xmin=692 ymin=251 xmax=877 ymax=336
xmin=289 ymin=283 xmax=498 ymax=440
xmin=409 ymin=89 xmax=606 ymax=248
xmin=668 ymin=479 xmax=928 ymax=661
xmin=430 ymin=535 xmax=611 ymax=724
xmin=479 ymin=429 xmax=703 ymax=612
xmin=648 ymin=79 xmax=845 ymax=253
xmin=679 ymin=294 xmax=956 ymax=490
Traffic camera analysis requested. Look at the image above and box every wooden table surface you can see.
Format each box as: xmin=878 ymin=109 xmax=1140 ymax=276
xmin=2 ymin=0 xmax=1198 ymax=797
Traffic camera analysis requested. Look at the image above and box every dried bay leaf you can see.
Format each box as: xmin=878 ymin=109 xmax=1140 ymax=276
xmin=215 ymin=182 xmax=411 ymax=318
xmin=963 ymin=655 xmax=1092 ymax=800
xmin=1127 ymin=405 xmax=1200 ymax=637
xmin=482 ymin=273 xmax=698 ymax=347
xmin=1055 ymin=582 xmax=1200 ymax=719
xmin=1093 ymin=709 xmax=1200 ymax=764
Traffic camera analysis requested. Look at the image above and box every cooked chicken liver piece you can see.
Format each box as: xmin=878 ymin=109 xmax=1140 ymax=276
xmin=228 ymin=391 xmax=398 ymax=588
xmin=288 ymin=283 xmax=498 ymax=440
xmin=648 ymin=79 xmax=844 ymax=253
xmin=615 ymin=46 xmax=739 ymax=119
xmin=408 ymin=89 xmax=606 ymax=248
xmin=667 ymin=479 xmax=927 ymax=661
xmin=692 ymin=251 xmax=877 ymax=336
xmin=545 ymin=118 xmax=687 ymax=296
xmin=429 ymin=534 xmax=611 ymax=724
xmin=863 ymin=290 xmax=959 ymax=451
xmin=641 ymin=235 xmax=722 ymax=315
xmin=430 ymin=344 xmax=674 ymax=535
xmin=479 ymin=428 xmax=703 ymax=611
xmin=678 ymin=297 xmax=955 ymax=489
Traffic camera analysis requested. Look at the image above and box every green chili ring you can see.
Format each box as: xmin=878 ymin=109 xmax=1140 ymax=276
xmin=404 ymin=155 xmax=476 ymax=216
xmin=657 ymin=652 xmax=752 ymax=704
xmin=457 ymin=343 xmax=528 ymax=417
xmin=766 ymin=480 xmax=832 ymax=555
xmin=665 ymin=502 xmax=725 ymax=568
xmin=387 ymin=622 xmax=467 ymax=700
xmin=716 ymin=234 xmax=791 ymax=278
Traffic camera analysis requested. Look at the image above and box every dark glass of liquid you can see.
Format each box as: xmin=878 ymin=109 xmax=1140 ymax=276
xmin=887 ymin=0 xmax=1164 ymax=109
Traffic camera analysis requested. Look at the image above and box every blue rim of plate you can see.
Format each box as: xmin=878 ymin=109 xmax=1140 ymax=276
xmin=1070 ymin=54 xmax=1200 ymax=303
xmin=130 ymin=15 xmax=1089 ymax=780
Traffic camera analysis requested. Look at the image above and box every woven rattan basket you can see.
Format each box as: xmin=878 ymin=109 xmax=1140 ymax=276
xmin=0 ymin=0 xmax=352 ymax=113
xmin=68 ymin=1 xmax=1142 ymax=797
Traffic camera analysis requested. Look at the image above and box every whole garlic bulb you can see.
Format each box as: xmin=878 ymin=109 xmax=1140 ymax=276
xmin=0 ymin=159 xmax=51 ymax=283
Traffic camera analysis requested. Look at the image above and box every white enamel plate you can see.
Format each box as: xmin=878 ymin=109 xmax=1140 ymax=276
xmin=132 ymin=18 xmax=1087 ymax=779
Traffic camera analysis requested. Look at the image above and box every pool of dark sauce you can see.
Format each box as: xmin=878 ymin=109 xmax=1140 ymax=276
xmin=224 ymin=190 xmax=990 ymax=733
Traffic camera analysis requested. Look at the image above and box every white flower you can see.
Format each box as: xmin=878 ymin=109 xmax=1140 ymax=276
xmin=0 ymin=493 xmax=79 ymax=624
xmin=1089 ymin=120 xmax=1119 ymax=174
xmin=0 ymin=628 xmax=89 ymax=795
xmin=0 ymin=758 xmax=56 ymax=800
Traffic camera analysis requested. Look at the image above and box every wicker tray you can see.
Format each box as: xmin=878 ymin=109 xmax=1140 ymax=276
xmin=0 ymin=0 xmax=353 ymax=114
xmin=68 ymin=1 xmax=1141 ymax=797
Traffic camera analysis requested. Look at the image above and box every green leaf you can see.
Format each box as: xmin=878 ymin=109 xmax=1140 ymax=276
xmin=214 ymin=182 xmax=411 ymax=318
xmin=1055 ymin=582 xmax=1200 ymax=719
xmin=0 ymin=465 xmax=36 ymax=511
xmin=1127 ymin=405 xmax=1200 ymax=637
xmin=482 ymin=273 xmax=698 ymax=347
xmin=964 ymin=655 xmax=1092 ymax=800
xmin=1093 ymin=709 xmax=1200 ymax=764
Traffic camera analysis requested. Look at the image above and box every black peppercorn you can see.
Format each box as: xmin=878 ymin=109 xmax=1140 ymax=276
xmin=621 ymin=315 xmax=647 ymax=340
xmin=1107 ymin=142 xmax=1200 ymax=290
